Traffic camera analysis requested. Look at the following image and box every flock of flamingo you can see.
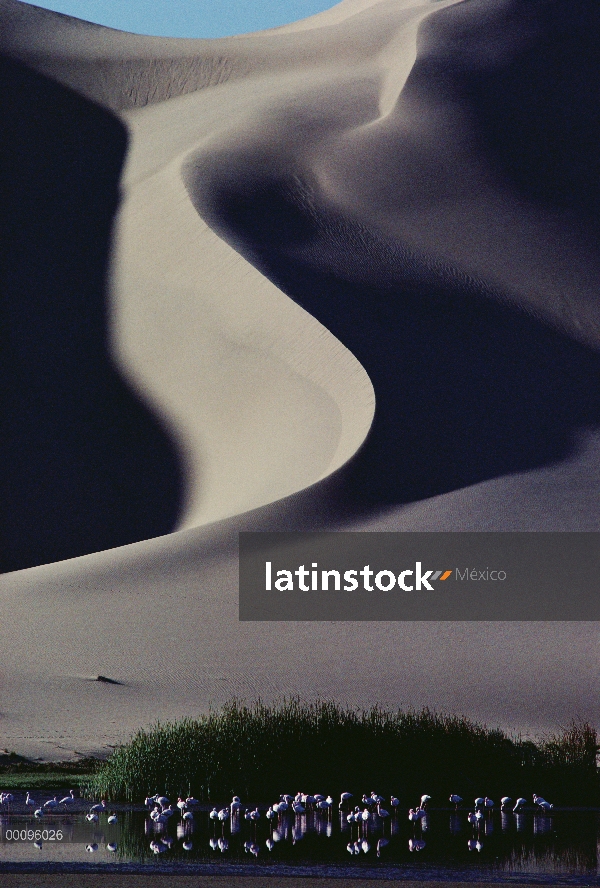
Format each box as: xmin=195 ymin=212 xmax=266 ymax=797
xmin=142 ymin=790 xmax=555 ymax=833
xmin=0 ymin=787 xmax=555 ymax=856
xmin=138 ymin=789 xmax=555 ymax=857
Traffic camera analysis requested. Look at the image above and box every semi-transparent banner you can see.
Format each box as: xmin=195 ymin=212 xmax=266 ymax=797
xmin=239 ymin=532 xmax=599 ymax=620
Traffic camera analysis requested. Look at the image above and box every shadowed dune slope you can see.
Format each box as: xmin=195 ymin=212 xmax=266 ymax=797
xmin=1 ymin=55 xmax=184 ymax=572
xmin=183 ymin=0 xmax=600 ymax=509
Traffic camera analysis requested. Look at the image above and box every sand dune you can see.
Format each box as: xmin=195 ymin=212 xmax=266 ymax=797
xmin=1 ymin=0 xmax=599 ymax=759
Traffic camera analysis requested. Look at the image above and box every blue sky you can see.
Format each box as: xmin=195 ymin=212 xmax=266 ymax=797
xmin=18 ymin=0 xmax=339 ymax=38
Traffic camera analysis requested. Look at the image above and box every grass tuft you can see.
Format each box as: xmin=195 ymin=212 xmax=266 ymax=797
xmin=85 ymin=699 xmax=599 ymax=805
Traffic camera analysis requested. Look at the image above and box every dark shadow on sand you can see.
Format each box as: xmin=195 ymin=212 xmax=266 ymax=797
xmin=1 ymin=56 xmax=184 ymax=573
xmin=182 ymin=0 xmax=600 ymax=517
xmin=184 ymin=165 xmax=600 ymax=514
xmin=416 ymin=0 xmax=600 ymax=221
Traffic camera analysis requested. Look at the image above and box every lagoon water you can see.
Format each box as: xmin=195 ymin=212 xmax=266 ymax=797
xmin=1 ymin=806 xmax=599 ymax=879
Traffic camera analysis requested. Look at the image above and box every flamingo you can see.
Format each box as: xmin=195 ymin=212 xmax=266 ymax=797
xmin=25 ymin=792 xmax=36 ymax=808
xmin=377 ymin=802 xmax=390 ymax=821
xmin=156 ymin=796 xmax=169 ymax=808
xmin=183 ymin=810 xmax=193 ymax=821
xmin=340 ymin=792 xmax=352 ymax=809
xmin=420 ymin=795 xmax=431 ymax=809
xmin=409 ymin=807 xmax=426 ymax=826
xmin=218 ymin=808 xmax=229 ymax=833
xmin=513 ymin=797 xmax=528 ymax=812
xmin=182 ymin=840 xmax=193 ymax=851
xmin=474 ymin=797 xmax=485 ymax=810
xmin=107 ymin=813 xmax=118 ymax=824
xmin=177 ymin=797 xmax=187 ymax=816
xmin=86 ymin=812 xmax=99 ymax=823
xmin=484 ymin=797 xmax=494 ymax=814
xmin=89 ymin=799 xmax=107 ymax=813
xmin=390 ymin=796 xmax=400 ymax=813
xmin=377 ymin=837 xmax=389 ymax=857
xmin=44 ymin=796 xmax=59 ymax=810
xmin=276 ymin=799 xmax=289 ymax=817
xmin=34 ymin=808 xmax=44 ymax=819
xmin=85 ymin=843 xmax=99 ymax=852
xmin=33 ymin=840 xmax=43 ymax=850
xmin=107 ymin=842 xmax=118 ymax=852
xmin=186 ymin=796 xmax=200 ymax=807
xmin=533 ymin=794 xmax=553 ymax=811
xmin=230 ymin=796 xmax=243 ymax=815
xmin=449 ymin=794 xmax=463 ymax=809
xmin=293 ymin=800 xmax=305 ymax=815
xmin=501 ymin=796 xmax=512 ymax=811
xmin=316 ymin=799 xmax=330 ymax=813
xmin=59 ymin=790 xmax=76 ymax=807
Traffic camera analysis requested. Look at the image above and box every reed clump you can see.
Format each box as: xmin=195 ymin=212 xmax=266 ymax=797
xmin=86 ymin=699 xmax=599 ymax=805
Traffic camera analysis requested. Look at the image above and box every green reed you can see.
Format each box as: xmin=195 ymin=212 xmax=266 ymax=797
xmin=85 ymin=699 xmax=599 ymax=806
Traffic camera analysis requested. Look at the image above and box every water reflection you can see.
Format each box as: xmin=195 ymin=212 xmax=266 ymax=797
xmin=0 ymin=806 xmax=598 ymax=875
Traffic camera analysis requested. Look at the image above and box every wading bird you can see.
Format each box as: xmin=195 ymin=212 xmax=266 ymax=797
xmin=89 ymin=799 xmax=107 ymax=813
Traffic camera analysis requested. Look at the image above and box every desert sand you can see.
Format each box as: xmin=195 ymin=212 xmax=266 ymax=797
xmin=0 ymin=0 xmax=599 ymax=761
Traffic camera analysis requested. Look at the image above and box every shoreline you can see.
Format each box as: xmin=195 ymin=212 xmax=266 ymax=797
xmin=0 ymin=861 xmax=597 ymax=884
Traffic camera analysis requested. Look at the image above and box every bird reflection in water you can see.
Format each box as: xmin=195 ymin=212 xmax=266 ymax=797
xmin=449 ymin=813 xmax=462 ymax=835
xmin=534 ymin=814 xmax=553 ymax=835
